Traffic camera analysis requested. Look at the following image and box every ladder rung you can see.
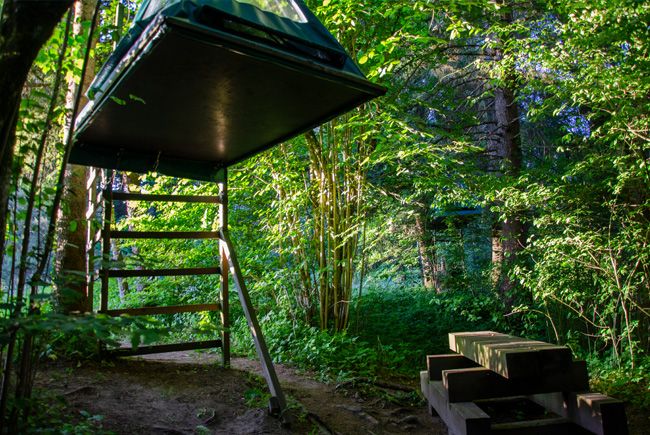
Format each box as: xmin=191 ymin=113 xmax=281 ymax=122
xmin=100 ymin=303 xmax=221 ymax=316
xmin=107 ymin=230 xmax=220 ymax=240
xmin=105 ymin=339 xmax=222 ymax=357
xmin=106 ymin=191 xmax=221 ymax=204
xmin=105 ymin=267 xmax=220 ymax=278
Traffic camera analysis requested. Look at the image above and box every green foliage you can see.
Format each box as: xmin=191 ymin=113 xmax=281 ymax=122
xmin=26 ymin=391 xmax=114 ymax=434
xmin=588 ymin=355 xmax=650 ymax=409
xmin=100 ymin=0 xmax=648 ymax=380
xmin=5 ymin=1 xmax=648 ymax=426
xmin=355 ymin=286 xmax=507 ymax=357
xmin=232 ymin=312 xmax=408 ymax=380
xmin=0 ymin=304 xmax=167 ymax=361
xmin=243 ymin=387 xmax=271 ymax=408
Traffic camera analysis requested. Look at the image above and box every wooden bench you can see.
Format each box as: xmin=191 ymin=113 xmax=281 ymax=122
xmin=421 ymin=331 xmax=628 ymax=435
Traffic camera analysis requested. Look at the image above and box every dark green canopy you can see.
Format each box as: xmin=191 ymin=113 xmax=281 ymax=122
xmin=71 ymin=0 xmax=385 ymax=181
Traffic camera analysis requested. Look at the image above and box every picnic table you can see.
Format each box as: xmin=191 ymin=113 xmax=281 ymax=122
xmin=421 ymin=331 xmax=628 ymax=435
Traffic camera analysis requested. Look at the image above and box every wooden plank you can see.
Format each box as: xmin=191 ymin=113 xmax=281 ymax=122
xmin=449 ymin=331 xmax=573 ymax=379
xmin=106 ymin=339 xmax=222 ymax=357
xmin=86 ymin=167 xmax=99 ymax=313
xmin=529 ymin=391 xmax=628 ymax=435
xmin=92 ymin=228 xmax=102 ymax=243
xmin=221 ymin=227 xmax=287 ymax=412
xmin=420 ymin=371 xmax=491 ymax=435
xmin=100 ymin=183 xmax=113 ymax=312
xmin=86 ymin=200 xmax=101 ymax=219
xmin=427 ymin=354 xmax=478 ymax=381
xmin=105 ymin=266 xmax=219 ymax=278
xmin=491 ymin=417 xmax=584 ymax=435
xmin=443 ymin=361 xmax=590 ymax=402
xmin=108 ymin=230 xmax=220 ymax=240
xmin=100 ymin=303 xmax=221 ymax=316
xmin=86 ymin=169 xmax=99 ymax=190
xmin=108 ymin=191 xmax=221 ymax=203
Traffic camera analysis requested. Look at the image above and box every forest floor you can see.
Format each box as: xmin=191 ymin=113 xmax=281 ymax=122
xmin=34 ymin=351 xmax=447 ymax=434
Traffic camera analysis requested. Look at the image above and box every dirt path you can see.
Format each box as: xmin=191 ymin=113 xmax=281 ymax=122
xmin=35 ymin=350 xmax=448 ymax=434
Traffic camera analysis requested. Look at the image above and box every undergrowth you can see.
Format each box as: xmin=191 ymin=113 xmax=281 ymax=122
xmin=232 ymin=313 xmax=408 ymax=381
xmin=232 ymin=285 xmax=506 ymax=381
xmin=232 ymin=284 xmax=650 ymax=416
xmin=26 ymin=390 xmax=113 ymax=434
xmin=587 ymin=355 xmax=650 ymax=410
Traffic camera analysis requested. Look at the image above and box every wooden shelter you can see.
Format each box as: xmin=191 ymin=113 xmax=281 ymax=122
xmin=73 ymin=0 xmax=385 ymax=413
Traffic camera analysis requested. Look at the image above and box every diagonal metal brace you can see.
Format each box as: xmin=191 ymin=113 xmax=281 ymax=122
xmin=219 ymin=228 xmax=287 ymax=412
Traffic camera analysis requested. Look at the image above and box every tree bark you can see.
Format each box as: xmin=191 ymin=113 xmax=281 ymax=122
xmin=493 ymin=82 xmax=526 ymax=306
xmin=54 ymin=0 xmax=97 ymax=313
xmin=487 ymin=4 xmax=527 ymax=308
xmin=0 ymin=116 xmax=17 ymax=281
xmin=414 ymin=211 xmax=439 ymax=291
xmin=0 ymin=0 xmax=73 ymax=266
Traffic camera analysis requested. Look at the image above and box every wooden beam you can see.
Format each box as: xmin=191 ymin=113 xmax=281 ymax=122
xmin=106 ymin=339 xmax=222 ymax=357
xmin=220 ymin=228 xmax=286 ymax=412
xmin=92 ymin=228 xmax=102 ymax=243
xmin=449 ymin=331 xmax=573 ymax=379
xmin=100 ymin=303 xmax=221 ymax=316
xmin=100 ymin=183 xmax=112 ymax=312
xmin=107 ymin=230 xmax=220 ymax=240
xmin=442 ymin=361 xmax=590 ymax=402
xmin=420 ymin=371 xmax=491 ymax=435
xmin=85 ymin=167 xmax=99 ymax=313
xmin=491 ymin=417 xmax=582 ymax=435
xmin=529 ymin=391 xmax=628 ymax=435
xmin=427 ymin=354 xmax=478 ymax=381
xmin=107 ymin=191 xmax=221 ymax=203
xmin=105 ymin=267 xmax=219 ymax=278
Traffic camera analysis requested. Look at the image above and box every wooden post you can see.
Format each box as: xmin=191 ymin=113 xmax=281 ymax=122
xmin=219 ymin=169 xmax=286 ymax=412
xmin=85 ymin=167 xmax=97 ymax=312
xmin=529 ymin=391 xmax=628 ymax=435
xmin=100 ymin=172 xmax=113 ymax=312
xmin=219 ymin=174 xmax=230 ymax=368
xmin=427 ymin=354 xmax=478 ymax=381
xmin=420 ymin=371 xmax=491 ymax=435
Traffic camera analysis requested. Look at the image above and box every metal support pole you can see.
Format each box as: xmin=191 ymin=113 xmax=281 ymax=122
xmin=219 ymin=175 xmax=230 ymax=368
xmin=218 ymin=169 xmax=287 ymax=413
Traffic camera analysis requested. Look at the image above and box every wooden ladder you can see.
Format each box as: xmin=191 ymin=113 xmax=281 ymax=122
xmin=96 ymin=185 xmax=226 ymax=358
xmin=86 ymin=168 xmax=286 ymax=413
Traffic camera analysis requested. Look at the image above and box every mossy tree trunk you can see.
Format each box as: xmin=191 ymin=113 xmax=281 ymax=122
xmin=54 ymin=0 xmax=97 ymax=313
xmin=0 ymin=0 xmax=73 ymax=274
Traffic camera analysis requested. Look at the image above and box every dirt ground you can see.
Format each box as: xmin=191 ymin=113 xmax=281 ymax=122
xmin=35 ymin=351 xmax=448 ymax=434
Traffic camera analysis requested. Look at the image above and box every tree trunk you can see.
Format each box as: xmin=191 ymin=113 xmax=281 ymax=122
xmin=0 ymin=117 xmax=17 ymax=281
xmin=0 ymin=1 xmax=73 ymax=267
xmin=414 ymin=211 xmax=439 ymax=291
xmin=54 ymin=0 xmax=97 ymax=313
xmin=487 ymin=4 xmax=526 ymax=308
xmin=492 ymin=81 xmax=526 ymax=307
xmin=491 ymin=224 xmax=503 ymax=286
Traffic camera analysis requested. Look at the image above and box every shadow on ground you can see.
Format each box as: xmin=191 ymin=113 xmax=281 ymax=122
xmin=35 ymin=351 xmax=448 ymax=434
